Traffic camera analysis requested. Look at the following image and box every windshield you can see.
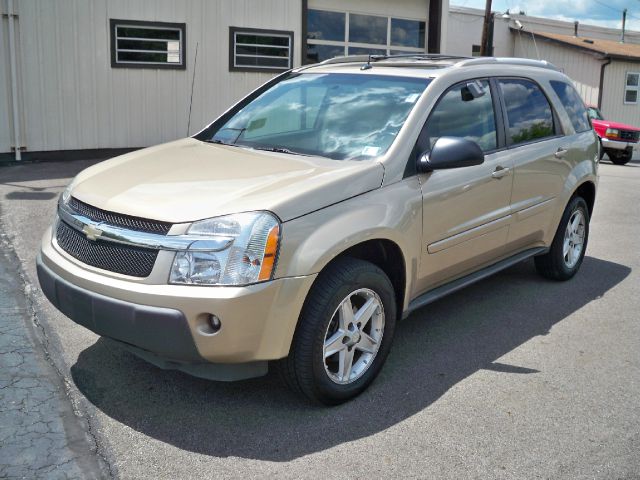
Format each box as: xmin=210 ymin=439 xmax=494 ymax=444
xmin=198 ymin=73 xmax=431 ymax=160
xmin=587 ymin=107 xmax=604 ymax=120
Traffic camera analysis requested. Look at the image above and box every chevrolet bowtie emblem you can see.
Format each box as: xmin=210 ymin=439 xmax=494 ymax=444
xmin=82 ymin=224 xmax=103 ymax=241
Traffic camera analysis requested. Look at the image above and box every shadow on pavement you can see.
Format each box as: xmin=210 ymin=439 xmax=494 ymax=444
xmin=0 ymin=159 xmax=101 ymax=183
xmin=5 ymin=191 xmax=58 ymax=200
xmin=600 ymin=157 xmax=640 ymax=168
xmin=70 ymin=256 xmax=630 ymax=461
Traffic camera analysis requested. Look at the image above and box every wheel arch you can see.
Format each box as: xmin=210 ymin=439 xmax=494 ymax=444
xmin=319 ymin=239 xmax=407 ymax=321
xmin=572 ymin=180 xmax=596 ymax=218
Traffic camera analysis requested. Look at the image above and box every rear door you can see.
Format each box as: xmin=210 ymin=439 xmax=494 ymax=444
xmin=497 ymin=78 xmax=568 ymax=251
xmin=414 ymin=78 xmax=515 ymax=293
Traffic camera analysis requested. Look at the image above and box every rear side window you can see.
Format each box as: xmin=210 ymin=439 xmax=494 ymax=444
xmin=499 ymin=79 xmax=555 ymax=145
xmin=550 ymin=80 xmax=591 ymax=133
xmin=424 ymin=79 xmax=497 ymax=152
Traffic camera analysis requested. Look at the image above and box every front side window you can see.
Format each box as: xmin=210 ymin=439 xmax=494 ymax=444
xmin=198 ymin=73 xmax=430 ymax=160
xmin=305 ymin=9 xmax=426 ymax=63
xmin=110 ymin=19 xmax=185 ymax=69
xmin=499 ymin=79 xmax=555 ymax=145
xmin=550 ymin=80 xmax=591 ymax=133
xmin=624 ymin=72 xmax=639 ymax=104
xmin=423 ymin=79 xmax=497 ymax=152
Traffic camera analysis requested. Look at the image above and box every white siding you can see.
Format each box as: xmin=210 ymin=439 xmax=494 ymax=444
xmin=601 ymin=61 xmax=640 ymax=126
xmin=0 ymin=10 xmax=14 ymax=153
xmin=446 ymin=9 xmax=513 ymax=57
xmin=448 ymin=6 xmax=640 ymax=54
xmin=6 ymin=0 xmax=302 ymax=153
xmin=514 ymin=34 xmax=602 ymax=107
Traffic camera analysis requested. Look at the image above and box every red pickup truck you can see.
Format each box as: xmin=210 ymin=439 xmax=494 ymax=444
xmin=587 ymin=106 xmax=639 ymax=165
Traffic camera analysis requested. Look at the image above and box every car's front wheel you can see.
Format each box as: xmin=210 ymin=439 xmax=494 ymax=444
xmin=279 ymin=257 xmax=396 ymax=405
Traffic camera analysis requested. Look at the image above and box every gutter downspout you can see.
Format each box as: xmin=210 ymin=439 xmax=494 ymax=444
xmin=7 ymin=0 xmax=21 ymax=160
xmin=598 ymin=57 xmax=611 ymax=110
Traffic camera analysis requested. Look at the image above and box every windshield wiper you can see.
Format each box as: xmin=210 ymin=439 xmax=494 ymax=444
xmin=253 ymin=146 xmax=312 ymax=156
xmin=203 ymin=139 xmax=242 ymax=147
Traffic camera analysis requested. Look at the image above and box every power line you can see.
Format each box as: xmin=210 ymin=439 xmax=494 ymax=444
xmin=591 ymin=0 xmax=640 ymax=20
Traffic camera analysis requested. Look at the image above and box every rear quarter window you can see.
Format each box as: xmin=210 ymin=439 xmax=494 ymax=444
xmin=499 ymin=79 xmax=555 ymax=145
xmin=550 ymin=80 xmax=591 ymax=133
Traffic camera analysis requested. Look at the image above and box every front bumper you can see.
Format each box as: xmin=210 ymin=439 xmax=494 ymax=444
xmin=38 ymin=230 xmax=317 ymax=374
xmin=600 ymin=137 xmax=638 ymax=151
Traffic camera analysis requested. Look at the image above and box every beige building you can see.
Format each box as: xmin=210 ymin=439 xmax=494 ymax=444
xmin=0 ymin=0 xmax=448 ymax=160
xmin=514 ymin=31 xmax=640 ymax=126
xmin=447 ymin=6 xmax=640 ymax=126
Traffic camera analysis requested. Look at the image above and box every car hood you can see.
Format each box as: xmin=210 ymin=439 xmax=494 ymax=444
xmin=70 ymin=138 xmax=384 ymax=223
xmin=592 ymin=118 xmax=640 ymax=131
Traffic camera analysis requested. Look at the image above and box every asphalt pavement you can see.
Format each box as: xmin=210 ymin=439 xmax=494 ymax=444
xmin=0 ymin=155 xmax=638 ymax=479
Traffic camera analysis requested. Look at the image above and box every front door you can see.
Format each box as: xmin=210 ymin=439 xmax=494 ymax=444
xmin=414 ymin=79 xmax=514 ymax=294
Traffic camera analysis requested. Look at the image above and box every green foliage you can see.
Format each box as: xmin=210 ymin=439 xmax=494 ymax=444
xmin=511 ymin=121 xmax=553 ymax=144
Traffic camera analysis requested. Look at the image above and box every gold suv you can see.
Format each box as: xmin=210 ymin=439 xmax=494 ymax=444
xmin=37 ymin=55 xmax=598 ymax=404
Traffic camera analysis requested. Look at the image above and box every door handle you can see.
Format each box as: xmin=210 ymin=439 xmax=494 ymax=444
xmin=491 ymin=166 xmax=510 ymax=179
xmin=554 ymin=148 xmax=568 ymax=159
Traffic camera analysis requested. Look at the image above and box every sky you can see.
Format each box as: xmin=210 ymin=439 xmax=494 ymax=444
xmin=452 ymin=0 xmax=640 ymax=31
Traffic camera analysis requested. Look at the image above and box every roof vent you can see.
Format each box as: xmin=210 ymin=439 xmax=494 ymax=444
xmin=583 ymin=39 xmax=594 ymax=44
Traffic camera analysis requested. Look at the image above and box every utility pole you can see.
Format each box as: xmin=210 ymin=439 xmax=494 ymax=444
xmin=479 ymin=0 xmax=493 ymax=56
xmin=621 ymin=8 xmax=627 ymax=43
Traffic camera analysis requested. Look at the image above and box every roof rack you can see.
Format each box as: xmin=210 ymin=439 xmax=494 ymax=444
xmin=318 ymin=53 xmax=471 ymax=66
xmin=455 ymin=57 xmax=560 ymax=71
xmin=310 ymin=54 xmax=560 ymax=72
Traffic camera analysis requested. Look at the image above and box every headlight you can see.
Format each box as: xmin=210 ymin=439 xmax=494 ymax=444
xmin=60 ymin=178 xmax=75 ymax=204
xmin=605 ymin=128 xmax=619 ymax=138
xmin=170 ymin=211 xmax=280 ymax=286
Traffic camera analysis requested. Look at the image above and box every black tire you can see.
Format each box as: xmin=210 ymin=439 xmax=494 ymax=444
xmin=607 ymin=149 xmax=632 ymax=165
xmin=534 ymin=196 xmax=589 ymax=281
xmin=278 ymin=257 xmax=397 ymax=405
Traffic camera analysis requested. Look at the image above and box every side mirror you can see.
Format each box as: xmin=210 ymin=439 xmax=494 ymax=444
xmin=417 ymin=136 xmax=485 ymax=173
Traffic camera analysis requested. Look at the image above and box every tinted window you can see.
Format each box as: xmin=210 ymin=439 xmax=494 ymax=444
xmin=424 ymin=80 xmax=497 ymax=152
xmin=230 ymin=28 xmax=293 ymax=72
xmin=111 ymin=21 xmax=185 ymax=69
xmin=550 ymin=81 xmax=590 ymax=133
xmin=349 ymin=14 xmax=387 ymax=45
xmin=390 ymin=18 xmax=426 ymax=48
xmin=499 ymin=79 xmax=555 ymax=145
xmin=306 ymin=44 xmax=344 ymax=63
xmin=348 ymin=46 xmax=386 ymax=56
xmin=307 ymin=10 xmax=345 ymax=41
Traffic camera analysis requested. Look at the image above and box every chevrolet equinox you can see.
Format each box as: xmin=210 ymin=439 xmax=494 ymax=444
xmin=37 ymin=55 xmax=599 ymax=404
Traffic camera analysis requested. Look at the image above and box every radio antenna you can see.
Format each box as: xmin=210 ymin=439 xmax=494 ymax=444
xmin=187 ymin=42 xmax=199 ymax=136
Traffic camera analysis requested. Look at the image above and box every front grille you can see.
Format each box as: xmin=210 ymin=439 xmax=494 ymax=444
xmin=620 ymin=130 xmax=640 ymax=142
xmin=56 ymin=221 xmax=158 ymax=277
xmin=69 ymin=197 xmax=172 ymax=235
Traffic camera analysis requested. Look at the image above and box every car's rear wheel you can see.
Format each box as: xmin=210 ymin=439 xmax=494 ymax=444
xmin=606 ymin=148 xmax=632 ymax=165
xmin=534 ymin=196 xmax=589 ymax=281
xmin=279 ymin=257 xmax=396 ymax=405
